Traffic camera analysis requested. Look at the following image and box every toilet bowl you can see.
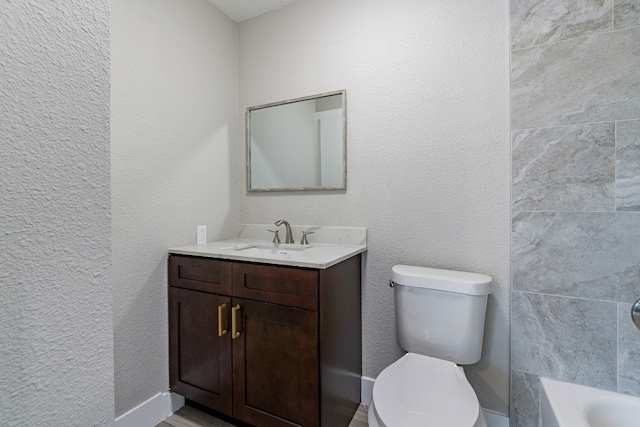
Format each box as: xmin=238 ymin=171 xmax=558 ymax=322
xmin=369 ymin=265 xmax=493 ymax=427
xmin=368 ymin=353 xmax=486 ymax=427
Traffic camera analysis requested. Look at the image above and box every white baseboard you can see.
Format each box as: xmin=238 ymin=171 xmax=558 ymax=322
xmin=361 ymin=376 xmax=509 ymax=427
xmin=115 ymin=392 xmax=185 ymax=427
xmin=483 ymin=409 xmax=510 ymax=427
xmin=361 ymin=375 xmax=375 ymax=404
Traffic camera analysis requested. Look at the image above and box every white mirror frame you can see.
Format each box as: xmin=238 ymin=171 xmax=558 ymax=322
xmin=246 ymin=90 xmax=347 ymax=192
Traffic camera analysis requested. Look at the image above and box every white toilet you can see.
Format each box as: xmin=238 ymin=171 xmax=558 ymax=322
xmin=368 ymin=265 xmax=493 ymax=427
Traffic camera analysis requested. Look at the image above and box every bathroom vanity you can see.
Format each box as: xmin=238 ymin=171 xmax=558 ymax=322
xmin=167 ymin=225 xmax=366 ymax=427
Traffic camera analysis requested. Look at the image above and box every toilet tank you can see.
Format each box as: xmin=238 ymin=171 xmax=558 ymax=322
xmin=392 ymin=265 xmax=493 ymax=365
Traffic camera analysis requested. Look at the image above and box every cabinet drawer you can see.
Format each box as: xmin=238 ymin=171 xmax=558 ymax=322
xmin=169 ymin=255 xmax=232 ymax=295
xmin=233 ymin=263 xmax=318 ymax=310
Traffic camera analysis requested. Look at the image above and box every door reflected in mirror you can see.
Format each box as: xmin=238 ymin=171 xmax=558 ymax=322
xmin=247 ymin=90 xmax=346 ymax=192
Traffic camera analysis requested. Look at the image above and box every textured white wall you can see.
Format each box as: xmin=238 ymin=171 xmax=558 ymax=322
xmin=111 ymin=0 xmax=239 ymax=416
xmin=238 ymin=0 xmax=511 ymax=414
xmin=0 ymin=1 xmax=114 ymax=426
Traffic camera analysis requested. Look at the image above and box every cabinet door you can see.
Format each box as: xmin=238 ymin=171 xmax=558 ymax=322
xmin=169 ymin=287 xmax=232 ymax=415
xmin=232 ymin=298 xmax=319 ymax=427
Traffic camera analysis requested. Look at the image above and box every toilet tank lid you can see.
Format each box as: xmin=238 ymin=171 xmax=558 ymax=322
xmin=392 ymin=265 xmax=493 ymax=295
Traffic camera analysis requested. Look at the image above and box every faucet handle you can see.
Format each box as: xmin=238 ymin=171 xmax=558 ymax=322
xmin=300 ymin=231 xmax=314 ymax=245
xmin=268 ymin=229 xmax=281 ymax=244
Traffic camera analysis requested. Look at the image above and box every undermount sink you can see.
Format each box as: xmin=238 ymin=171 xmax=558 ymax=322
xmin=232 ymin=243 xmax=312 ymax=255
xmin=541 ymin=377 xmax=640 ymax=427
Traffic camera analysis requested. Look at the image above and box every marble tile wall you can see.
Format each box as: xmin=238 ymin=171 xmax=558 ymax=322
xmin=512 ymin=124 xmax=615 ymax=212
xmin=617 ymin=120 xmax=640 ymax=210
xmin=510 ymin=1 xmax=640 ymax=425
xmin=614 ymin=0 xmax=640 ymax=29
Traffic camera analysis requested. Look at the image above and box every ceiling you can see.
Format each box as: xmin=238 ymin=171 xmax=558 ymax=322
xmin=207 ymin=0 xmax=302 ymax=22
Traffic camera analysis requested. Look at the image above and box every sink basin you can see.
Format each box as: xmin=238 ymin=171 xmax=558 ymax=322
xmin=232 ymin=243 xmax=312 ymax=256
xmin=541 ymin=377 xmax=640 ymax=427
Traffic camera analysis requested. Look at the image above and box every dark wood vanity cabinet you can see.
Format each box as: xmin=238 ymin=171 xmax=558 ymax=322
xmin=168 ymin=254 xmax=362 ymax=427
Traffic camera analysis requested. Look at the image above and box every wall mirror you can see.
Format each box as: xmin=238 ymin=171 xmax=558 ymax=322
xmin=246 ymin=90 xmax=346 ymax=192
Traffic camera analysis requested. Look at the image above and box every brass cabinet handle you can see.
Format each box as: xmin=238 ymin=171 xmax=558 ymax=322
xmin=231 ymin=304 xmax=241 ymax=339
xmin=217 ymin=303 xmax=227 ymax=337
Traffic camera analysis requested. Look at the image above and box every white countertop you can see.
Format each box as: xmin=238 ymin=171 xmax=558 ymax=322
xmin=169 ymin=224 xmax=367 ymax=269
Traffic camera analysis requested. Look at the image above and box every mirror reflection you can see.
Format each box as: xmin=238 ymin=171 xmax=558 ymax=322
xmin=247 ymin=90 xmax=346 ymax=191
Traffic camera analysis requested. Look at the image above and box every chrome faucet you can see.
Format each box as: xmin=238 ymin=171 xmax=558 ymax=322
xmin=274 ymin=219 xmax=294 ymax=244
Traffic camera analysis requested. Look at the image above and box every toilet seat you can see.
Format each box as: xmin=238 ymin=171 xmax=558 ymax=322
xmin=370 ymin=353 xmax=483 ymax=427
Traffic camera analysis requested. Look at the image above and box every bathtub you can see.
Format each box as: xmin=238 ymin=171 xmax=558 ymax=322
xmin=541 ymin=377 xmax=640 ymax=427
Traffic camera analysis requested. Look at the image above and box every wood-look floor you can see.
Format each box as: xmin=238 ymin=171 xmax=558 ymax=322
xmin=156 ymin=403 xmax=369 ymax=427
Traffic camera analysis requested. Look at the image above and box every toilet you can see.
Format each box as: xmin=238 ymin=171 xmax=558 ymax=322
xmin=368 ymin=265 xmax=493 ymax=427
